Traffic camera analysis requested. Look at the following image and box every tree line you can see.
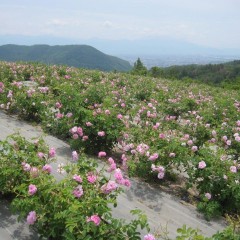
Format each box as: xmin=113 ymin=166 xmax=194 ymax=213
xmin=131 ymin=58 xmax=240 ymax=89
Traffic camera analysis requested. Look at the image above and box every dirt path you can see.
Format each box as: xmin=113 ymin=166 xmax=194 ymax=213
xmin=0 ymin=111 xmax=226 ymax=239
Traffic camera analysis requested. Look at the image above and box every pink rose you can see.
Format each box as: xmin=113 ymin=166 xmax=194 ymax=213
xmin=198 ymin=161 xmax=206 ymax=169
xmin=28 ymin=184 xmax=37 ymax=195
xmin=49 ymin=147 xmax=56 ymax=158
xmin=144 ymin=234 xmax=156 ymax=240
xmin=101 ymin=180 xmax=118 ymax=194
xmin=205 ymin=193 xmax=211 ymax=200
xmin=27 ymin=211 xmax=37 ymax=225
xmin=87 ymin=215 xmax=101 ymax=226
xmin=73 ymin=174 xmax=82 ymax=183
xmin=98 ymin=131 xmax=105 ymax=137
xmin=72 ymin=151 xmax=79 ymax=161
xmin=42 ymin=164 xmax=52 ymax=173
xmin=98 ymin=151 xmax=106 ymax=158
xmin=230 ymin=166 xmax=237 ymax=173
xmin=73 ymin=185 xmax=84 ymax=198
xmin=87 ymin=173 xmax=97 ymax=184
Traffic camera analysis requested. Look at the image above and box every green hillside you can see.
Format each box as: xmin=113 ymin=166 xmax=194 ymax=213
xmin=0 ymin=44 xmax=132 ymax=72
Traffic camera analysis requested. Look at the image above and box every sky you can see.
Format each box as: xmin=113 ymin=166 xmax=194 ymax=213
xmin=0 ymin=0 xmax=240 ymax=54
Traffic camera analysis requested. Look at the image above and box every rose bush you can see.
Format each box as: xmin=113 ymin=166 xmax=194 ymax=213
xmin=0 ymin=61 xmax=240 ymax=220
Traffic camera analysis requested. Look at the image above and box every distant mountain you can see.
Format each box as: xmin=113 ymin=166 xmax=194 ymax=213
xmin=1 ymin=35 xmax=240 ymax=56
xmin=0 ymin=44 xmax=132 ymax=72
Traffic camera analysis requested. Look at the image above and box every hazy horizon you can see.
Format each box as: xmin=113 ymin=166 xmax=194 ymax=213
xmin=1 ymin=0 xmax=240 ymax=56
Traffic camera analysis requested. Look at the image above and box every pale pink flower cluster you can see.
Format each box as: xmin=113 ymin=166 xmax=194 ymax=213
xmin=165 ymin=115 xmax=176 ymax=121
xmin=144 ymin=233 xmax=156 ymax=240
xmin=72 ymin=151 xmax=79 ymax=161
xmin=7 ymin=90 xmax=13 ymax=98
xmin=28 ymin=184 xmax=37 ymax=195
xmin=37 ymin=152 xmax=45 ymax=159
xmin=114 ymin=168 xmax=131 ymax=187
xmin=69 ymin=126 xmax=88 ymax=141
xmin=148 ymin=153 xmax=159 ymax=161
xmin=237 ymin=120 xmax=240 ymax=127
xmin=230 ymin=166 xmax=237 ymax=173
xmin=191 ymin=146 xmax=198 ymax=152
xmin=55 ymin=113 xmax=64 ymax=119
xmin=117 ymin=114 xmax=123 ymax=119
xmin=73 ymin=185 xmax=84 ymax=198
xmin=101 ymin=180 xmax=118 ymax=194
xmin=38 ymin=86 xmax=49 ymax=93
xmin=87 ymin=172 xmax=97 ymax=183
xmin=22 ymin=162 xmax=31 ymax=171
xmin=198 ymin=161 xmax=206 ymax=169
xmin=136 ymin=143 xmax=149 ymax=155
xmin=27 ymin=211 xmax=37 ymax=225
xmin=98 ymin=131 xmax=105 ymax=137
xmin=66 ymin=112 xmax=73 ymax=118
xmin=27 ymin=89 xmax=35 ymax=97
xmin=86 ymin=121 xmax=93 ymax=126
xmin=87 ymin=215 xmax=101 ymax=226
xmin=49 ymin=147 xmax=56 ymax=158
xmin=72 ymin=174 xmax=82 ymax=183
xmin=55 ymin=101 xmax=62 ymax=109
xmin=107 ymin=157 xmax=117 ymax=172
xmin=98 ymin=151 xmax=106 ymax=158
xmin=205 ymin=193 xmax=212 ymax=200
xmin=42 ymin=164 xmax=52 ymax=173
xmin=151 ymin=164 xmax=165 ymax=179
xmin=234 ymin=133 xmax=240 ymax=142
xmin=30 ymin=167 xmax=39 ymax=178
xmin=153 ymin=122 xmax=160 ymax=130
xmin=159 ymin=133 xmax=166 ymax=139
xmin=0 ymin=82 xmax=4 ymax=93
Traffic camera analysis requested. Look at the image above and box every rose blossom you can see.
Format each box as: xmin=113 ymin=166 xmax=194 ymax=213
xmin=86 ymin=122 xmax=93 ymax=126
xmin=144 ymin=234 xmax=156 ymax=240
xmin=87 ymin=215 xmax=101 ymax=226
xmin=37 ymin=152 xmax=44 ymax=159
xmin=205 ymin=193 xmax=212 ymax=200
xmin=191 ymin=146 xmax=198 ymax=152
xmin=149 ymin=153 xmax=159 ymax=161
xmin=73 ymin=185 xmax=84 ymax=198
xmin=72 ymin=151 xmax=79 ymax=161
xmin=87 ymin=173 xmax=97 ymax=183
xmin=98 ymin=151 xmax=106 ymax=158
xmin=230 ymin=166 xmax=237 ymax=173
xmin=198 ymin=161 xmax=206 ymax=169
xmin=27 ymin=211 xmax=37 ymax=225
xmin=98 ymin=131 xmax=105 ymax=137
xmin=49 ymin=147 xmax=56 ymax=158
xmin=42 ymin=164 xmax=52 ymax=173
xmin=30 ymin=167 xmax=39 ymax=178
xmin=72 ymin=174 xmax=82 ymax=183
xmin=22 ymin=162 xmax=31 ymax=171
xmin=101 ymin=180 xmax=118 ymax=194
xmin=28 ymin=184 xmax=37 ymax=195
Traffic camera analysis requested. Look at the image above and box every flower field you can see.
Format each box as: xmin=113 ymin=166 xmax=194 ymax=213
xmin=0 ymin=61 xmax=240 ymax=239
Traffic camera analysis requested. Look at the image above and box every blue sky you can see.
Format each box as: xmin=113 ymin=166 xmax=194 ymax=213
xmin=0 ymin=0 xmax=240 ymax=51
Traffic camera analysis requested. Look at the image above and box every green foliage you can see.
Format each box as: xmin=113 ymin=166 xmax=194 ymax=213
xmin=131 ymin=58 xmax=148 ymax=76
xmin=0 ymin=134 xmax=150 ymax=240
xmin=150 ymin=60 xmax=240 ymax=86
xmin=1 ymin=60 xmax=240 ymax=221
